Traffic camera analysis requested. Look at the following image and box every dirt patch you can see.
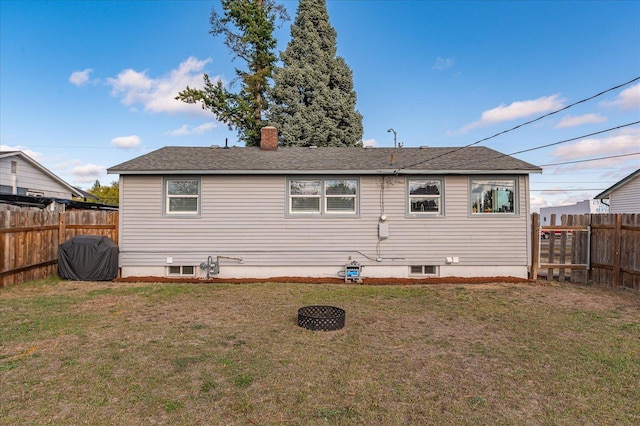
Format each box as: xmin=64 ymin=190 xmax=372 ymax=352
xmin=115 ymin=275 xmax=532 ymax=285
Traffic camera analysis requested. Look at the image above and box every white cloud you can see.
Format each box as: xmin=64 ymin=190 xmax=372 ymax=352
xmin=168 ymin=122 xmax=217 ymax=136
xmin=111 ymin=135 xmax=141 ymax=148
xmin=0 ymin=144 xmax=44 ymax=161
xmin=70 ymin=163 xmax=105 ymax=183
xmin=69 ymin=68 xmax=94 ymax=86
xmin=432 ymin=57 xmax=454 ymax=71
xmin=550 ymin=128 xmax=640 ymax=161
xmin=555 ymin=113 xmax=607 ymax=128
xmin=106 ymin=56 xmax=215 ymax=116
xmin=459 ymin=94 xmax=565 ymax=133
xmin=529 ymin=194 xmax=548 ymax=213
xmin=361 ymin=138 xmax=376 ymax=147
xmin=602 ymin=82 xmax=640 ymax=110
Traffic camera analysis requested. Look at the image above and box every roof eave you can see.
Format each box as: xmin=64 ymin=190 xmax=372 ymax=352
xmin=108 ymin=168 xmax=542 ymax=175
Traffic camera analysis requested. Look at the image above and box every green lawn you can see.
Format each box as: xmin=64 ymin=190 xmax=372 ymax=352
xmin=1 ymin=277 xmax=639 ymax=425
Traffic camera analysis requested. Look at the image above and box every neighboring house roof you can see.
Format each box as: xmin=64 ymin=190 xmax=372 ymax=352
xmin=108 ymin=146 xmax=542 ymax=175
xmin=0 ymin=150 xmax=81 ymax=197
xmin=74 ymin=187 xmax=100 ymax=200
xmin=594 ymin=168 xmax=640 ymax=200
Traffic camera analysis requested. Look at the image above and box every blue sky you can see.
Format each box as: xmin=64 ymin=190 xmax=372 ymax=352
xmin=1 ymin=0 xmax=639 ymax=211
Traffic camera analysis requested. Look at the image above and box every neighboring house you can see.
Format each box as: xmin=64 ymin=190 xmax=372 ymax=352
xmin=0 ymin=151 xmax=80 ymax=199
xmin=540 ymin=199 xmax=607 ymax=226
xmin=594 ymin=168 xmax=640 ymax=213
xmin=107 ymin=127 xmax=542 ymax=280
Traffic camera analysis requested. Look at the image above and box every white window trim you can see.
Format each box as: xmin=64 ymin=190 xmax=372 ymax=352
xmin=163 ymin=177 xmax=201 ymax=216
xmin=289 ymin=179 xmax=322 ymax=214
xmin=406 ymin=177 xmax=444 ymax=217
xmin=287 ymin=177 xmax=360 ymax=217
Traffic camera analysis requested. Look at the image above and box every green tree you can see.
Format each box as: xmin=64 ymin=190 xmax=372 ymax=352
xmin=176 ymin=0 xmax=288 ymax=146
xmin=268 ymin=0 xmax=363 ymax=146
xmin=86 ymin=180 xmax=119 ymax=206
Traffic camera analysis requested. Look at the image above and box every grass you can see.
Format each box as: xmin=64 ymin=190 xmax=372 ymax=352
xmin=1 ymin=277 xmax=639 ymax=425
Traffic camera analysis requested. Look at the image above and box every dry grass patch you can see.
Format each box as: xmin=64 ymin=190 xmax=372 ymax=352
xmin=1 ymin=277 xmax=639 ymax=425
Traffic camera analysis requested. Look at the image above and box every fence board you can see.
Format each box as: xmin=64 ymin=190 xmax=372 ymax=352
xmin=0 ymin=206 xmax=118 ymax=287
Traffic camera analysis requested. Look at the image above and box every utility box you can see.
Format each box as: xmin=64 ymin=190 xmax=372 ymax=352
xmin=378 ymin=222 xmax=389 ymax=239
xmin=344 ymin=261 xmax=362 ymax=283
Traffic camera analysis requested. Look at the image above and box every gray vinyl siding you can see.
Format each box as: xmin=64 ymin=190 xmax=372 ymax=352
xmin=0 ymin=156 xmax=73 ymax=198
xmin=119 ymin=174 xmax=531 ymax=269
xmin=609 ymin=176 xmax=640 ymax=213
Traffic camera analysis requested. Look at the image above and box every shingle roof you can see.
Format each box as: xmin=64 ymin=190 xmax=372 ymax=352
xmin=107 ymin=146 xmax=541 ymax=175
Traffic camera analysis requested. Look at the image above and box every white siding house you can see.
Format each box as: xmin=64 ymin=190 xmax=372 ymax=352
xmin=0 ymin=151 xmax=79 ymax=199
xmin=540 ymin=199 xmax=607 ymax=226
xmin=108 ymin=127 xmax=542 ymax=280
xmin=594 ymin=169 xmax=640 ymax=213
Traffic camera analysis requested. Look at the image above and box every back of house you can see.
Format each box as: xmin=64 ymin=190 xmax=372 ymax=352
xmin=108 ymin=128 xmax=541 ymax=280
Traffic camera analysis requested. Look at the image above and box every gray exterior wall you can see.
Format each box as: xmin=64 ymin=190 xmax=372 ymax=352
xmin=609 ymin=175 xmax=640 ymax=213
xmin=0 ymin=156 xmax=74 ymax=198
xmin=118 ymin=173 xmax=532 ymax=278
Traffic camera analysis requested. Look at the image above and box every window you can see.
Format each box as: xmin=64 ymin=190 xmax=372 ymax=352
xmin=167 ymin=265 xmax=195 ymax=276
xmin=407 ymin=178 xmax=443 ymax=216
xmin=470 ymin=178 xmax=516 ymax=214
xmin=288 ymin=178 xmax=358 ymax=215
xmin=11 ymin=161 xmax=17 ymax=174
xmin=165 ymin=177 xmax=200 ymax=215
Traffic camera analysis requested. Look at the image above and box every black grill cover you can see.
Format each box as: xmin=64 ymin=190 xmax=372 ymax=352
xmin=58 ymin=235 xmax=119 ymax=281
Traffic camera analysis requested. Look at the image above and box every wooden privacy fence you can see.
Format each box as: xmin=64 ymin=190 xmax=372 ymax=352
xmin=531 ymin=213 xmax=640 ymax=290
xmin=0 ymin=206 xmax=119 ymax=287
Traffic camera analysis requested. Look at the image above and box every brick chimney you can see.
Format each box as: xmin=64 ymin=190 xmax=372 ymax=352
xmin=260 ymin=126 xmax=278 ymax=151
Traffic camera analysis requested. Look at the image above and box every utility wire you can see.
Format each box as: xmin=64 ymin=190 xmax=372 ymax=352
xmin=539 ymin=151 xmax=640 ymax=167
xmin=397 ymin=75 xmax=640 ymax=171
xmin=509 ymin=121 xmax=639 ymax=156
xmin=448 ymin=121 xmax=639 ymax=169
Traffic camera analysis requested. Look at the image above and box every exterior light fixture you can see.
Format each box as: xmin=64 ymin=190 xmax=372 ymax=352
xmin=387 ymin=128 xmax=397 ymax=148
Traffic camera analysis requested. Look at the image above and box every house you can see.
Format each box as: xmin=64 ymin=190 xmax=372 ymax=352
xmin=0 ymin=151 xmax=80 ymax=199
xmin=594 ymin=168 xmax=640 ymax=213
xmin=107 ymin=127 xmax=542 ymax=280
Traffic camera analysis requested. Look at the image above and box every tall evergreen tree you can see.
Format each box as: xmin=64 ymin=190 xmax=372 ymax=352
xmin=176 ymin=0 xmax=288 ymax=146
xmin=268 ymin=0 xmax=363 ymax=146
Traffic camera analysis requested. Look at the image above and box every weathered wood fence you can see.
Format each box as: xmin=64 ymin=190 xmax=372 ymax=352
xmin=0 ymin=205 xmax=119 ymax=287
xmin=532 ymin=213 xmax=640 ymax=290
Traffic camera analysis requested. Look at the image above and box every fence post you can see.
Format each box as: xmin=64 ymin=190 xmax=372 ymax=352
xmin=531 ymin=213 xmax=540 ymax=280
xmin=613 ymin=213 xmax=622 ymax=287
xmin=58 ymin=211 xmax=66 ymax=245
xmin=547 ymin=214 xmax=557 ymax=281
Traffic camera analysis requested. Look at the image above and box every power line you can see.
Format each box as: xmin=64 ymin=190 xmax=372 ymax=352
xmin=397 ymin=75 xmax=640 ymax=171
xmin=539 ymin=151 xmax=640 ymax=167
xmin=508 ymin=121 xmax=639 ymax=157
xmin=450 ymin=121 xmax=639 ymax=169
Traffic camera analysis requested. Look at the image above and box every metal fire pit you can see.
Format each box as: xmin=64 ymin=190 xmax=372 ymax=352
xmin=298 ymin=305 xmax=345 ymax=331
